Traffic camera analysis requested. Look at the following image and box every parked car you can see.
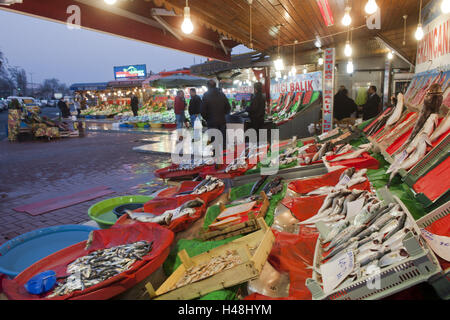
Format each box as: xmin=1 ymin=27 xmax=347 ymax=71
xmin=0 ymin=100 xmax=8 ymax=111
xmin=6 ymin=96 xmax=41 ymax=113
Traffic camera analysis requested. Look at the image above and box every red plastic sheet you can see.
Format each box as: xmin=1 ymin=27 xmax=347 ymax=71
xmin=156 ymin=181 xmax=200 ymax=198
xmin=413 ymin=157 xmax=450 ymax=202
xmin=325 ymin=152 xmax=379 ymax=170
xmin=244 ymin=228 xmax=319 ymax=300
xmin=154 ymin=184 xmax=224 ymax=205
xmin=2 ymin=223 xmax=174 ymax=300
xmin=288 ymin=168 xmax=347 ymax=194
xmin=281 ymin=195 xmax=326 ymax=222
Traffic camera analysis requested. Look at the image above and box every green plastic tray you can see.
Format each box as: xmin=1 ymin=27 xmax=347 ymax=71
xmin=88 ymin=195 xmax=153 ymax=229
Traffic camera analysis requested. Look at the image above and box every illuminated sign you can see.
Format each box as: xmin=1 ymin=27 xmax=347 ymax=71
xmin=114 ymin=64 xmax=147 ymax=79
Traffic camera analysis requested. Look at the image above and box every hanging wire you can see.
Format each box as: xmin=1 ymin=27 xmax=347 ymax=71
xmin=249 ymin=1 xmax=253 ymax=49
xmin=403 ymin=15 xmax=408 ymax=46
xmin=418 ymin=0 xmax=422 ymax=24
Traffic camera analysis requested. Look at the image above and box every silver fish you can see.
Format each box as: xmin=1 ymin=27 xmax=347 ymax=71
xmin=326 ymin=225 xmax=365 ymax=251
xmin=323 ymin=220 xmax=350 ymax=243
xmin=430 ymin=111 xmax=450 ymax=142
xmin=356 ymin=248 xmax=389 ymax=267
xmin=378 ymin=248 xmax=409 ymax=268
xmin=385 ymin=93 xmax=404 ymax=128
xmin=379 ymin=213 xmax=407 ymax=240
xmin=352 ymin=201 xmax=382 ymax=226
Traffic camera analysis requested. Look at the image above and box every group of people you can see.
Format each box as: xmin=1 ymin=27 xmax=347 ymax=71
xmin=57 ymin=93 xmax=87 ymax=118
xmin=173 ymin=80 xmax=266 ymax=148
xmin=333 ymin=85 xmax=381 ymax=121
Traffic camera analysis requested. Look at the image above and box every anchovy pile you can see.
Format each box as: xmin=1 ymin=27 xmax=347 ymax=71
xmin=172 ymin=250 xmax=241 ymax=290
xmin=47 ymin=241 xmax=153 ymax=298
xmin=192 ymin=176 xmax=224 ymax=194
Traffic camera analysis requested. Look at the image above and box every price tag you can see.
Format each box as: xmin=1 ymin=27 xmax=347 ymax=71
xmin=420 ymin=229 xmax=450 ymax=262
xmin=320 ymin=250 xmax=355 ymax=294
xmin=337 ymin=174 xmax=351 ymax=186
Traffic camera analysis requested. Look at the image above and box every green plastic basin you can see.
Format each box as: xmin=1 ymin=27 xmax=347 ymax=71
xmin=88 ymin=195 xmax=153 ymax=229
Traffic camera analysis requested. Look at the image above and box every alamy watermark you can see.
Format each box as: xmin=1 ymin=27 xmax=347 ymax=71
xmin=66 ymin=5 xmax=81 ymax=30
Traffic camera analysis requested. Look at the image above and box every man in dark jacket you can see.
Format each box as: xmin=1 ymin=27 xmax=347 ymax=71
xmin=201 ymin=80 xmax=231 ymax=149
xmin=188 ymin=88 xmax=202 ymax=127
xmin=362 ymin=85 xmax=381 ymax=120
xmin=333 ymin=88 xmax=357 ymax=120
xmin=130 ymin=94 xmax=139 ymax=117
xmin=58 ymin=98 xmax=70 ymax=118
xmin=247 ymin=82 xmax=266 ymax=130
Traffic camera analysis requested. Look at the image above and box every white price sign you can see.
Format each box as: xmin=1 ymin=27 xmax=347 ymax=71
xmin=320 ymin=250 xmax=355 ymax=294
xmin=421 ymin=229 xmax=450 ymax=262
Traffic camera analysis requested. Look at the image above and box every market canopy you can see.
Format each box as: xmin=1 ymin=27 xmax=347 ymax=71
xmin=150 ymin=74 xmax=209 ymax=88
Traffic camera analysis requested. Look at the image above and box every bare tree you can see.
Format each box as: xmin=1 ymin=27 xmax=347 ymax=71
xmin=9 ymin=66 xmax=28 ymax=96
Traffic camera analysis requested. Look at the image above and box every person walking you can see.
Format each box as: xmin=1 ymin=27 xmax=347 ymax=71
xmin=333 ymin=88 xmax=357 ymax=121
xmin=246 ymin=82 xmax=266 ymax=144
xmin=174 ymin=90 xmax=187 ymax=140
xmin=188 ymin=88 xmax=202 ymax=127
xmin=74 ymin=93 xmax=81 ymax=117
xmin=130 ymin=94 xmax=139 ymax=117
xmin=201 ymin=80 xmax=231 ymax=150
xmin=362 ymin=85 xmax=381 ymax=120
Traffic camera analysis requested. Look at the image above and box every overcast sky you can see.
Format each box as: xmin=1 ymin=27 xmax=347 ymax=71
xmin=0 ymin=9 xmax=249 ymax=86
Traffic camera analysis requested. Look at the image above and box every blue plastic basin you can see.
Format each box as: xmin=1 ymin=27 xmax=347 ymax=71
xmin=0 ymin=224 xmax=98 ymax=278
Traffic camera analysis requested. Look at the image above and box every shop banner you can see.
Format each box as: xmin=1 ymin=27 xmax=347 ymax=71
xmin=404 ymin=69 xmax=450 ymax=109
xmin=270 ymin=71 xmax=322 ymax=101
xmin=322 ymin=48 xmax=335 ymax=133
xmin=415 ymin=0 xmax=450 ymax=74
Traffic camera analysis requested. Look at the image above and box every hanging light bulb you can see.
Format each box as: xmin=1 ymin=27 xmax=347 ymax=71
xmin=387 ymin=51 xmax=394 ymax=60
xmin=415 ymin=23 xmax=424 ymax=40
xmin=181 ymin=0 xmax=194 ymax=34
xmin=318 ymin=57 xmax=324 ymax=65
xmin=344 ymin=40 xmax=352 ymax=57
xmin=365 ymin=0 xmax=378 ymax=14
xmin=415 ymin=0 xmax=424 ymax=41
xmin=342 ymin=7 xmax=352 ymax=26
xmin=347 ymin=60 xmax=354 ymax=74
xmin=442 ymin=0 xmax=450 ymax=13
xmin=291 ymin=66 xmax=297 ymax=76
xmin=303 ymin=67 xmax=307 ymax=74
xmin=104 ymin=0 xmax=117 ymax=4
xmin=274 ymin=57 xmax=284 ymax=71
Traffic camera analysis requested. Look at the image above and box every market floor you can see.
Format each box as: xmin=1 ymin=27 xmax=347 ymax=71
xmin=0 ymin=131 xmax=172 ymax=245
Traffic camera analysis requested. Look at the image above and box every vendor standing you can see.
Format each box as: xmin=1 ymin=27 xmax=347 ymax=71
xmin=188 ymin=88 xmax=202 ymax=126
xmin=201 ymin=80 xmax=231 ymax=149
xmin=361 ymin=86 xmax=381 ymax=120
xmin=247 ymin=82 xmax=266 ymax=132
xmin=130 ymin=94 xmax=139 ymax=117
xmin=58 ymin=98 xmax=70 ymax=118
xmin=333 ymin=88 xmax=357 ymax=120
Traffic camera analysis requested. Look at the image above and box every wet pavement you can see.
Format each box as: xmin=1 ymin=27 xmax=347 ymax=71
xmin=0 ymin=130 xmax=172 ymax=245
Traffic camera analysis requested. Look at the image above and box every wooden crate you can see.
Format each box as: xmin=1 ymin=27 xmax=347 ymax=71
xmin=197 ymin=192 xmax=270 ymax=241
xmin=147 ymin=218 xmax=275 ymax=300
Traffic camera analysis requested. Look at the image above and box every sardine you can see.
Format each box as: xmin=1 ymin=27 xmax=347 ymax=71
xmin=382 ymin=228 xmax=411 ymax=251
xmin=339 ymin=167 xmax=356 ymax=181
xmin=326 ymin=225 xmax=365 ymax=250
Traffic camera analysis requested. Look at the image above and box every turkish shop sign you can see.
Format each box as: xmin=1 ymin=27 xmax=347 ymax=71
xmin=415 ymin=0 xmax=450 ymax=73
xmin=322 ymin=48 xmax=335 ymax=133
xmin=114 ymin=64 xmax=147 ymax=80
xmin=270 ymin=71 xmax=322 ymax=101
